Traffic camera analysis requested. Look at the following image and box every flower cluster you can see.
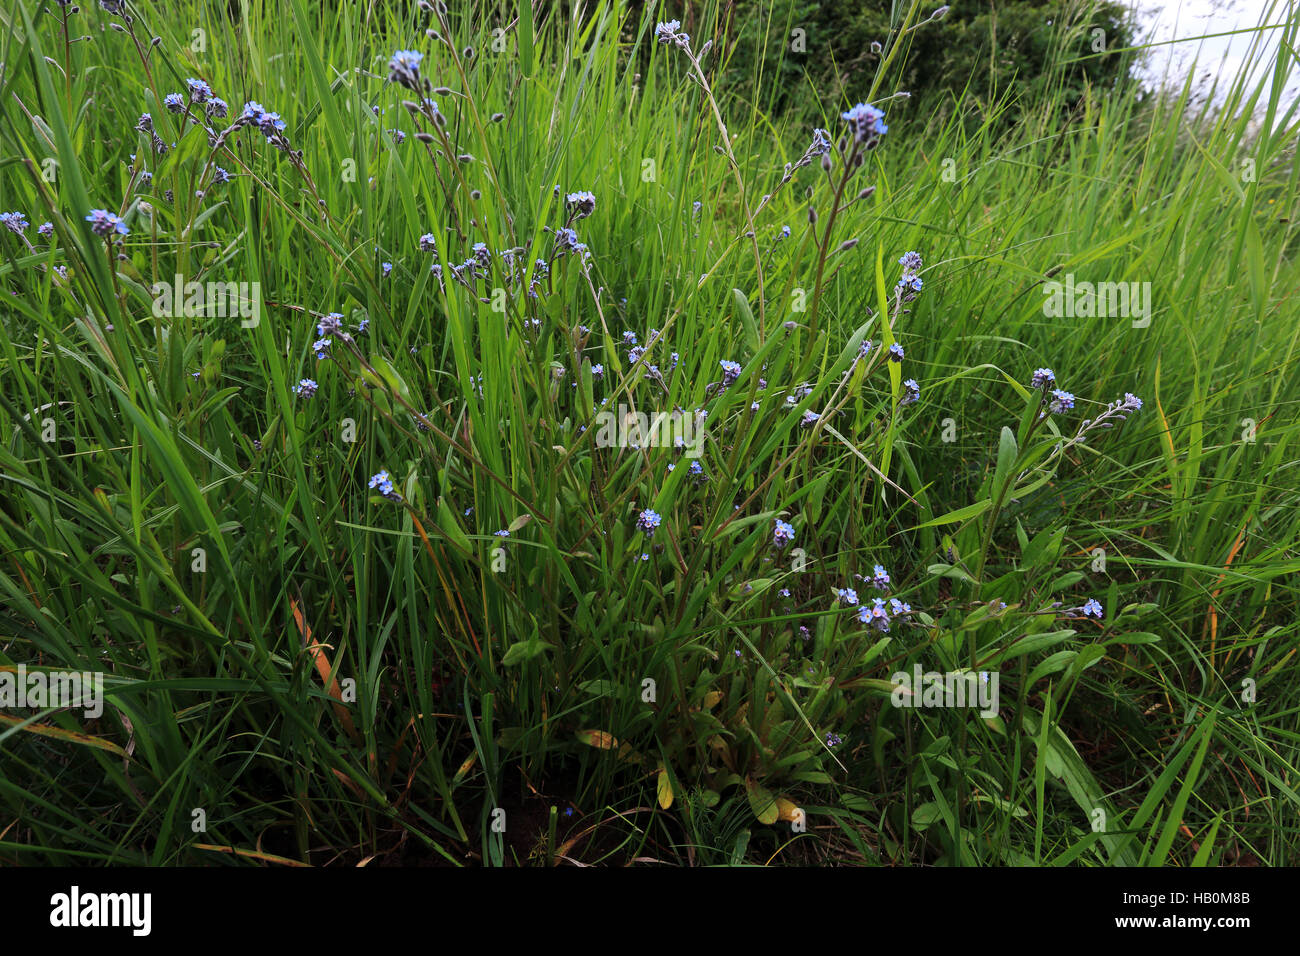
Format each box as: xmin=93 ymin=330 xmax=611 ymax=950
xmin=565 ymin=191 xmax=595 ymax=219
xmin=654 ymin=20 xmax=691 ymax=49
xmin=897 ymin=250 xmax=923 ymax=295
xmin=635 ymin=509 xmax=662 ymax=536
xmin=783 ymin=128 xmax=832 ymax=182
xmin=0 ymin=212 xmax=29 ymax=235
xmin=85 ymin=208 xmax=129 ymax=237
xmin=368 ymin=469 xmax=401 ymax=501
xmin=840 ymin=102 xmax=888 ymax=147
xmin=388 ymin=50 xmax=425 ymax=93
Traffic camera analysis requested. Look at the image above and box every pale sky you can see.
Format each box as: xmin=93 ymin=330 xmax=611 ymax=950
xmin=1131 ymin=0 xmax=1299 ymax=120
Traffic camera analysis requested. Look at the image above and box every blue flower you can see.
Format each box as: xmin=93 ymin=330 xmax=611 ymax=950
xmin=1031 ymin=367 xmax=1056 ymax=389
xmin=901 ymin=378 xmax=920 ymax=406
xmin=773 ymin=519 xmax=795 ymax=549
xmin=388 ymin=50 xmax=424 ymax=91
xmin=1081 ymin=598 xmax=1104 ymax=619
xmin=635 ymin=509 xmax=662 ymax=536
xmin=1049 ymin=389 xmax=1075 ymax=414
xmin=565 ymin=191 xmax=596 ymax=218
xmin=256 ymin=110 xmax=286 ymax=138
xmin=186 ymin=78 xmax=213 ymax=103
xmin=840 ymin=102 xmax=887 ymax=144
xmin=85 ymin=209 xmax=129 ymax=236
xmin=860 ymin=597 xmax=890 ymax=632
xmin=293 ymin=378 xmax=318 ymax=398
xmin=835 ymin=587 xmax=858 ymax=606
xmin=825 ymin=731 xmax=844 ymax=748
xmin=0 ymin=212 xmax=30 ymax=235
xmin=655 ymin=20 xmax=689 ymax=46
xmin=871 ymin=565 xmax=891 ymax=590
xmin=368 ymin=470 xmax=397 ymax=498
xmin=312 ymin=338 xmax=331 ymax=359
xmin=888 ymin=343 xmax=904 ymax=362
xmin=164 ymin=92 xmax=186 ymax=113
xmin=719 ymin=359 xmax=742 ymax=386
xmin=316 ymin=313 xmax=344 ymax=337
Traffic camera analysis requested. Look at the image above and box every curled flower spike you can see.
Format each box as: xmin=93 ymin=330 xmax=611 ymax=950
xmin=163 ymin=92 xmax=186 ymax=113
xmin=841 ymin=102 xmax=888 ymax=146
xmin=388 ymin=50 xmax=425 ymax=92
xmin=784 ymin=128 xmax=831 ymax=181
xmin=565 ymin=190 xmax=596 ymax=219
xmin=0 ymin=212 xmax=30 ymax=235
xmin=1031 ymin=367 xmax=1056 ymax=389
xmin=186 ymin=78 xmax=213 ymax=103
xmin=901 ymin=378 xmax=921 ymax=406
xmin=654 ymin=20 xmax=690 ymax=48
xmin=316 ymin=313 xmax=344 ymax=337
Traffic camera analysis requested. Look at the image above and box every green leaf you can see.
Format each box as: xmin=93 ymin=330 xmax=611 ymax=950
xmin=745 ymin=777 xmax=779 ymax=824
xmin=732 ymin=288 xmax=760 ymax=354
xmin=501 ymin=635 xmax=553 ymax=666
xmin=912 ymin=499 xmax=992 ymax=530
xmin=994 ymin=426 xmax=1018 ymax=497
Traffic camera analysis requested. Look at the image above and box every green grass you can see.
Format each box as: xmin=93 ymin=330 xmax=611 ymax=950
xmin=0 ymin=0 xmax=1297 ymax=866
